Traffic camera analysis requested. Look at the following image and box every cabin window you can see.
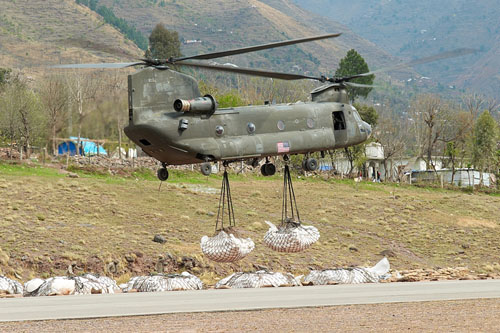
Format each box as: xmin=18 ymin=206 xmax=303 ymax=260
xmin=277 ymin=120 xmax=285 ymax=131
xmin=215 ymin=125 xmax=224 ymax=136
xmin=247 ymin=122 xmax=256 ymax=134
xmin=333 ymin=111 xmax=346 ymax=130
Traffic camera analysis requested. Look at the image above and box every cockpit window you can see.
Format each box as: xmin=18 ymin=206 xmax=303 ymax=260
xmin=353 ymin=110 xmax=362 ymax=122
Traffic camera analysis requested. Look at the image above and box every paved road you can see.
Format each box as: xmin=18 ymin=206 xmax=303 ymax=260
xmin=2 ymin=280 xmax=500 ymax=322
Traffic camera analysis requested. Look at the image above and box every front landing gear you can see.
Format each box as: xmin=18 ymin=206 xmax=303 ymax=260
xmin=157 ymin=167 xmax=169 ymax=181
xmin=200 ymin=162 xmax=212 ymax=176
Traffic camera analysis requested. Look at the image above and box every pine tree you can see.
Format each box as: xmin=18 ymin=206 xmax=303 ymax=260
xmin=335 ymin=49 xmax=374 ymax=102
xmin=472 ymin=110 xmax=498 ymax=173
xmin=145 ymin=24 xmax=181 ymax=60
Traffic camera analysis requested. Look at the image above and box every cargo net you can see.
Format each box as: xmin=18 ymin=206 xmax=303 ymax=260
xmin=264 ymin=164 xmax=319 ymax=252
xmin=201 ymin=170 xmax=254 ymax=262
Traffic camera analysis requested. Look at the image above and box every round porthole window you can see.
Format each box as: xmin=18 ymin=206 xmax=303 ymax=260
xmin=247 ymin=122 xmax=256 ymax=134
xmin=277 ymin=120 xmax=285 ymax=131
xmin=215 ymin=125 xmax=224 ymax=136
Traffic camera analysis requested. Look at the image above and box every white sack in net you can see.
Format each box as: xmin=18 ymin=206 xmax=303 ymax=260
xmin=263 ymin=220 xmax=320 ymax=253
xmin=0 ymin=275 xmax=23 ymax=295
xmin=200 ymin=230 xmax=255 ymax=262
xmin=303 ymin=258 xmax=391 ymax=285
xmin=215 ymin=270 xmax=301 ymax=289
xmin=122 ymin=272 xmax=203 ymax=292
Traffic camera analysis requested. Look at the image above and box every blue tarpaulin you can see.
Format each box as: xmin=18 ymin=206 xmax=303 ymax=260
xmin=57 ymin=137 xmax=107 ymax=156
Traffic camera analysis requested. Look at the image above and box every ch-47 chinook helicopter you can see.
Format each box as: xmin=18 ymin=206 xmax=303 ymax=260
xmin=54 ymin=33 xmax=475 ymax=181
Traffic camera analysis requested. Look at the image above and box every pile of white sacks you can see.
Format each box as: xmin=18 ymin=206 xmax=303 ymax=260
xmin=0 ymin=258 xmax=391 ymax=296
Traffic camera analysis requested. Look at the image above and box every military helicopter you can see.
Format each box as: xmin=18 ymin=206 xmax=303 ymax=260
xmin=54 ymin=34 xmax=475 ymax=181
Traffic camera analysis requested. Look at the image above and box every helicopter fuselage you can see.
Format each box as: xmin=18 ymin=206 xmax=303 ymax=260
xmin=124 ymin=68 xmax=371 ymax=165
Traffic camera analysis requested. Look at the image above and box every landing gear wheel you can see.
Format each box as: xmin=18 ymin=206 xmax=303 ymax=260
xmin=157 ymin=168 xmax=169 ymax=181
xmin=303 ymin=158 xmax=318 ymax=171
xmin=260 ymin=163 xmax=276 ymax=176
xmin=264 ymin=163 xmax=276 ymax=176
xmin=200 ymin=162 xmax=212 ymax=176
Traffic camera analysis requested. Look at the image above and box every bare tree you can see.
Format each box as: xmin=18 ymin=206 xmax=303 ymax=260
xmin=66 ymin=71 xmax=100 ymax=155
xmin=40 ymin=75 xmax=68 ymax=155
xmin=375 ymin=110 xmax=406 ymax=180
xmin=0 ymin=80 xmax=46 ymax=158
xmin=409 ymin=94 xmax=451 ymax=171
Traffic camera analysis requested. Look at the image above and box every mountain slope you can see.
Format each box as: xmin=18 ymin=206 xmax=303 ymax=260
xmin=293 ymin=0 xmax=500 ymax=98
xmin=95 ymin=0 xmax=399 ymax=76
xmin=0 ymin=0 xmax=142 ymax=71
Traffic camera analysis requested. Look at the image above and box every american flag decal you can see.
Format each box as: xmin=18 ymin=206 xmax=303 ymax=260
xmin=277 ymin=141 xmax=290 ymax=153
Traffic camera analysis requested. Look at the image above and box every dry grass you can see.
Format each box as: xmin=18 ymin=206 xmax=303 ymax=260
xmin=1 ymin=162 xmax=500 ymax=284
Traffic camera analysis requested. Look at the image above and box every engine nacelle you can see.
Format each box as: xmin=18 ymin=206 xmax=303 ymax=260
xmin=174 ymin=95 xmax=217 ymax=113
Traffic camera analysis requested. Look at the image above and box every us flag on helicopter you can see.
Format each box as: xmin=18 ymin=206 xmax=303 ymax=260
xmin=277 ymin=142 xmax=290 ymax=153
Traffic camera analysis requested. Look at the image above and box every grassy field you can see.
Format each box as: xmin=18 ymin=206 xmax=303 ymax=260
xmin=1 ymin=161 xmax=499 ymax=285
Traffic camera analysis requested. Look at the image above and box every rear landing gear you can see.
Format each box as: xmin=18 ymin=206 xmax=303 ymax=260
xmin=157 ymin=167 xmax=169 ymax=181
xmin=302 ymin=158 xmax=318 ymax=172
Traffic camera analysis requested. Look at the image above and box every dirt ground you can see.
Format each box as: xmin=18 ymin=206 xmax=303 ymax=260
xmin=1 ymin=298 xmax=499 ymax=332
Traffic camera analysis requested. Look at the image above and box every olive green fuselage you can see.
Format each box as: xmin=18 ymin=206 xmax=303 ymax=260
xmin=124 ymin=68 xmax=371 ymax=165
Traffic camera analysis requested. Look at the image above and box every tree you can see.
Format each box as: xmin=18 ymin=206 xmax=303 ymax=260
xmin=0 ymin=80 xmax=46 ymax=158
xmin=353 ymin=103 xmax=378 ymax=127
xmin=145 ymin=24 xmax=181 ymax=59
xmin=375 ymin=110 xmax=406 ymax=180
xmin=472 ymin=111 xmax=498 ymax=175
xmin=66 ymin=71 xmax=100 ymax=155
xmin=40 ymin=75 xmax=68 ymax=155
xmin=335 ymin=49 xmax=374 ymax=102
xmin=409 ymin=94 xmax=453 ymax=171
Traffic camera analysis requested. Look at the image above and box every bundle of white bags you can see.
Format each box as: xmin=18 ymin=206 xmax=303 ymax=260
xmin=215 ymin=270 xmax=301 ymax=289
xmin=122 ymin=272 xmax=203 ymax=292
xmin=303 ymin=258 xmax=391 ymax=285
xmin=263 ymin=220 xmax=320 ymax=253
xmin=200 ymin=230 xmax=255 ymax=262
xmin=24 ymin=274 xmax=120 ymax=296
xmin=0 ymin=275 xmax=23 ymax=295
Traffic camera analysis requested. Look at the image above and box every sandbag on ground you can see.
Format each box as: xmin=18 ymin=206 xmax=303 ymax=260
xmin=122 ymin=272 xmax=203 ymax=292
xmin=263 ymin=220 xmax=320 ymax=253
xmin=0 ymin=275 xmax=23 ymax=295
xmin=201 ymin=230 xmax=254 ymax=262
xmin=215 ymin=270 xmax=301 ymax=289
xmin=24 ymin=274 xmax=121 ymax=296
xmin=303 ymin=258 xmax=391 ymax=285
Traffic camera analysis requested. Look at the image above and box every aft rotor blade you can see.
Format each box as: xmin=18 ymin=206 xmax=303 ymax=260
xmin=341 ymin=48 xmax=478 ymax=81
xmin=176 ymin=60 xmax=322 ymax=81
xmin=173 ymin=33 xmax=341 ymax=62
xmin=51 ymin=62 xmax=145 ymax=69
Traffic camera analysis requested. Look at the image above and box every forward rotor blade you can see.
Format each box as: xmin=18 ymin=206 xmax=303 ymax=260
xmin=173 ymin=33 xmax=341 ymax=62
xmin=176 ymin=60 xmax=322 ymax=81
xmin=344 ymin=82 xmax=376 ymax=88
xmin=51 ymin=62 xmax=145 ymax=69
xmin=341 ymin=48 xmax=478 ymax=81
